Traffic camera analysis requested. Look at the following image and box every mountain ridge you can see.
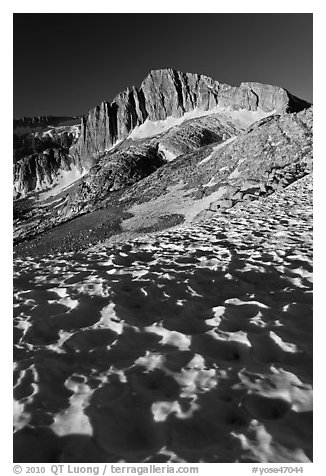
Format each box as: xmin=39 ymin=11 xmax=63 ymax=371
xmin=13 ymin=69 xmax=311 ymax=200
xmin=70 ymin=69 xmax=311 ymax=169
xmin=13 ymin=68 xmax=313 ymax=255
xmin=14 ymin=106 xmax=312 ymax=255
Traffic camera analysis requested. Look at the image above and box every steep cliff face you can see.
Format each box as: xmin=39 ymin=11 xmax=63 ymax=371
xmin=13 ymin=118 xmax=81 ymax=198
xmin=13 ymin=149 xmax=82 ymax=198
xmin=14 ymin=70 xmax=310 ymax=198
xmin=70 ymin=69 xmax=311 ymax=168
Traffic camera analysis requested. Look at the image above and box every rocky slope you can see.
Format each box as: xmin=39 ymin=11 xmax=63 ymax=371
xmin=13 ymin=70 xmax=311 ymax=202
xmin=119 ymin=107 xmax=313 ymax=224
xmin=13 ymin=106 xmax=312 ymax=253
xmin=13 ymin=69 xmax=311 ymax=203
xmin=70 ymin=69 xmax=310 ymax=169
xmin=14 ymin=116 xmax=81 ymax=198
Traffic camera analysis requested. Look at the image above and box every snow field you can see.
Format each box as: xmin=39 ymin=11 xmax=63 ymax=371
xmin=13 ymin=175 xmax=312 ymax=463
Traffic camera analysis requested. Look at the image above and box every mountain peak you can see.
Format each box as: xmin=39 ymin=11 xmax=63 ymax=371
xmin=16 ymin=69 xmax=310 ymax=175
xmin=69 ymin=68 xmax=310 ymax=168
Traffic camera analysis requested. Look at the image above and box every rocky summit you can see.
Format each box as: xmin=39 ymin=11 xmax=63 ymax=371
xmin=13 ymin=69 xmax=310 ymax=203
xmin=71 ymin=69 xmax=310 ymax=169
xmin=13 ymin=68 xmax=313 ymax=463
xmin=13 ymin=69 xmax=312 ymax=253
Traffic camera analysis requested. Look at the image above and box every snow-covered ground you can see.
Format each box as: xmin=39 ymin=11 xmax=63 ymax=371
xmin=13 ymin=175 xmax=312 ymax=463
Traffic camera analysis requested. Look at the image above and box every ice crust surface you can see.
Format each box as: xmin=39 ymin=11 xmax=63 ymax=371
xmin=13 ymin=175 xmax=312 ymax=463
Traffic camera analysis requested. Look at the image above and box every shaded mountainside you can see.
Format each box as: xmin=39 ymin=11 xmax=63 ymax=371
xmin=14 ymin=116 xmax=80 ymax=162
xmin=14 ymin=106 xmax=313 ymax=256
xmin=14 ymin=116 xmax=80 ymax=129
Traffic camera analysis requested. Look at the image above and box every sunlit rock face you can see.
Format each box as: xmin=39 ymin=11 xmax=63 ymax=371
xmin=13 ymin=70 xmax=311 ymax=200
xmin=13 ymin=69 xmax=311 ymax=201
xmin=13 ymin=106 xmax=312 ymax=248
xmin=13 ymin=117 xmax=81 ymax=198
xmin=70 ymin=69 xmax=311 ymax=168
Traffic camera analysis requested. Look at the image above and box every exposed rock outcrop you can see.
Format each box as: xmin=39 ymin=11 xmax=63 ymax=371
xmin=13 ymin=118 xmax=81 ymax=198
xmin=14 ymin=116 xmax=80 ymax=161
xmin=13 ymin=149 xmax=82 ymax=198
xmin=14 ymin=70 xmax=311 ymax=199
xmin=13 ymin=116 xmax=79 ymax=130
xmin=118 ymin=106 xmax=313 ymax=216
xmin=158 ymin=115 xmax=237 ymax=159
xmin=13 ymin=106 xmax=313 ymax=247
xmin=62 ymin=143 xmax=166 ymax=219
xmin=70 ymin=69 xmax=311 ymax=168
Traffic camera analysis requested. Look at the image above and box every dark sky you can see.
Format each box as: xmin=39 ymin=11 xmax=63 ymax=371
xmin=13 ymin=13 xmax=313 ymax=118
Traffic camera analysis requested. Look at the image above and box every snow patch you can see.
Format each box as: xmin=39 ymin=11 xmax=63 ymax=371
xmin=199 ymin=136 xmax=236 ymax=166
xmin=38 ymin=164 xmax=87 ymax=200
xmin=129 ymin=106 xmax=276 ymax=140
xmin=51 ymin=377 xmax=93 ymax=436
xmin=158 ymin=143 xmax=177 ymax=162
